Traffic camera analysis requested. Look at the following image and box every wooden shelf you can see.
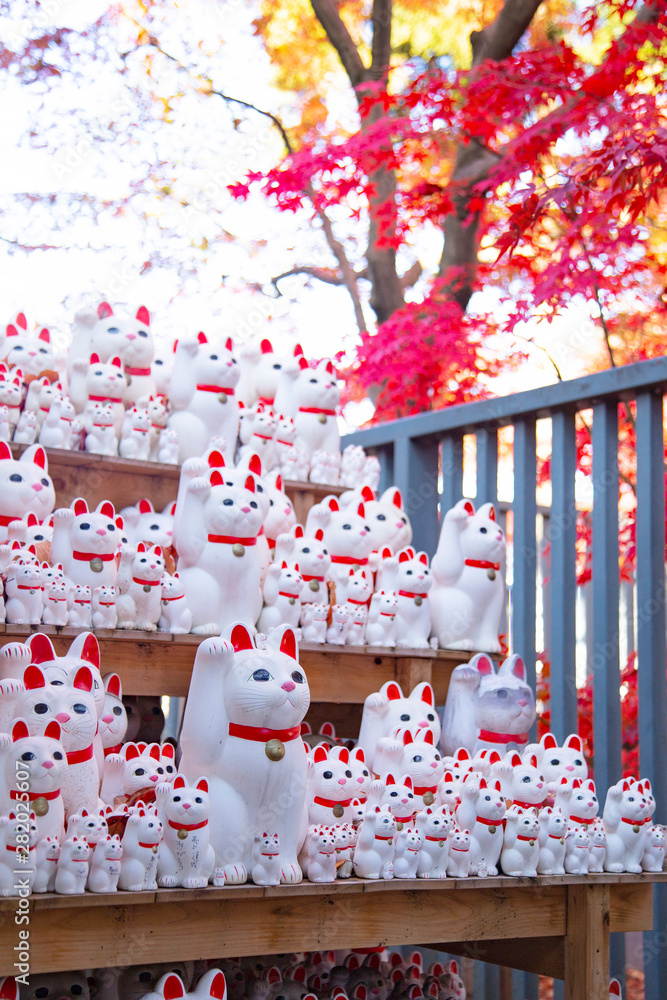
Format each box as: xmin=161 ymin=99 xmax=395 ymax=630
xmin=11 ymin=443 xmax=342 ymax=524
xmin=3 ymin=873 xmax=663 ymax=986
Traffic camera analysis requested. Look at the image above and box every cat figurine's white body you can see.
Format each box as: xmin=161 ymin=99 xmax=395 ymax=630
xmin=116 ymin=543 xmax=165 ymax=631
xmin=456 ymin=776 xmax=505 ymax=875
xmin=501 ymin=805 xmax=540 ymax=876
xmin=147 ymin=395 xmax=169 ymax=460
xmin=155 ymin=775 xmax=216 ymax=888
xmin=305 ymin=827 xmax=337 ymax=883
xmin=392 ymin=826 xmax=423 ymax=878
xmin=290 ymin=359 xmax=340 ymax=459
xmin=119 ymin=803 xmax=163 ymax=890
xmin=365 ymin=591 xmax=398 ymax=647
xmin=564 ymin=824 xmax=591 ymax=875
xmin=274 ymin=524 xmax=331 ymax=605
xmin=42 ymin=578 xmax=69 ymax=625
xmin=167 ymin=334 xmax=240 ymax=464
xmin=54 ymin=835 xmax=91 ymax=894
xmin=33 ymin=835 xmax=61 ymax=893
xmin=353 ymin=805 xmax=396 ymax=879
xmin=13 ymin=408 xmax=39 ymax=445
xmin=446 ymin=827 xmax=471 ymax=878
xmin=588 ymin=817 xmax=608 ymax=874
xmin=159 ymin=427 xmax=180 ymax=464
xmin=4 ymin=557 xmax=43 ymax=624
xmin=68 ymin=583 xmax=92 ymax=627
xmin=87 ymin=834 xmax=123 ymax=892
xmin=326 ymin=605 xmax=350 ymax=645
xmin=175 ymin=470 xmax=263 ymax=634
xmin=603 ymin=778 xmax=649 ymax=873
xmin=537 ymin=806 xmax=567 ymax=875
xmin=642 ymin=824 xmax=665 ymax=873
xmin=39 ymin=395 xmax=75 ymax=450
xmin=307 ymin=745 xmax=357 ymax=827
xmin=68 ymin=302 xmax=156 ymax=404
xmin=251 ymin=831 xmax=282 ymax=886
xmin=430 ymin=499 xmax=506 ymax=652
xmin=119 ymin=407 xmax=152 ymax=461
xmin=84 ymin=400 xmax=118 ymax=455
xmin=50 ymin=497 xmax=121 ymax=597
xmin=179 ymin=624 xmax=310 ymax=884
xmin=73 ymin=353 xmax=127 ymax=434
xmin=305 ymin=496 xmax=374 ymax=598
xmin=92 ymin=584 xmax=117 ymax=629
xmin=393 ymin=549 xmax=432 ymax=648
xmin=258 ymin=562 xmax=304 ymax=634
xmin=159 ymin=572 xmax=193 ymax=633
xmin=357 ymin=680 xmax=440 ymax=773
xmin=441 ymin=653 xmax=536 ymax=757
xmin=0 ymin=717 xmax=68 ymax=844
xmin=300 ymin=603 xmax=328 ymax=643
xmin=416 ymin=807 xmax=451 ymax=878
xmin=0 ymin=811 xmax=37 ymax=896
xmin=0 ymin=442 xmax=55 ymax=543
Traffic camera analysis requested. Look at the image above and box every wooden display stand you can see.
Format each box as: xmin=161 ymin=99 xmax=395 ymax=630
xmin=0 ymin=448 xmax=661 ymax=1000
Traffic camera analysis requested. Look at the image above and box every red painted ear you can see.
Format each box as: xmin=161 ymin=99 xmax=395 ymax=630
xmin=23 ymin=665 xmax=46 ymax=690
xmin=138 ymin=498 xmax=152 ymax=514
xmin=136 ymin=306 xmax=150 ymax=326
xmin=267 ymin=968 xmax=282 ymax=985
xmin=44 ymin=721 xmax=61 ymax=741
xmin=162 ymin=974 xmax=186 ymax=1000
xmin=0 ymin=976 xmax=20 ymax=999
xmin=38 ymin=327 xmax=51 ymax=344
xmin=16 ymin=312 xmax=27 ymax=330
xmin=110 ymin=355 xmax=123 ymax=369
xmin=315 ymin=528 xmax=324 ymax=541
xmin=294 ymin=525 xmax=304 ymax=538
xmin=124 ymin=744 xmax=140 ymax=761
xmin=357 ymin=503 xmax=365 ymax=518
xmin=244 ymin=475 xmax=256 ymax=493
xmin=98 ymin=301 xmax=114 ymax=319
xmin=210 ymin=470 xmax=224 ymax=487
xmin=260 ymin=338 xmax=273 ymax=355
xmin=349 ymin=568 xmax=355 ymax=578
xmin=495 ymin=780 xmax=502 ymax=791
xmin=565 ymin=734 xmax=583 ymax=752
xmin=386 ymin=773 xmax=396 ymax=786
xmin=403 ymin=776 xmax=413 ymax=790
xmin=137 ymin=542 xmax=146 ymax=553
xmin=530 ymin=754 xmax=538 ymax=768
xmin=196 ymin=777 xmax=209 ymax=793
xmin=463 ymin=500 xmax=475 ymax=515
xmin=98 ymin=501 xmax=115 ymax=519
xmin=403 ymin=730 xmax=413 ymax=746
xmin=279 ymin=628 xmax=297 ymax=660
xmin=399 ymin=551 xmax=410 ymax=563
xmin=298 ymin=356 xmax=309 ymax=370
xmin=543 ymin=733 xmax=558 ymax=750
xmin=89 ymin=352 xmax=100 ymax=364
xmin=161 ymin=743 xmax=175 ymax=760
xmin=338 ymin=747 xmax=349 ymax=764
xmin=149 ymin=744 xmax=161 ymax=761
xmin=573 ymin=778 xmax=582 ymax=789
xmin=476 ymin=655 xmax=494 ymax=676
xmin=313 ymin=746 xmax=328 ymax=763
xmin=247 ymin=454 xmax=262 ymax=477
xmin=231 ymin=623 xmax=254 ymax=653
xmin=608 ymin=980 xmax=621 ymax=997
xmin=224 ymin=337 xmax=233 ymax=353
xmin=0 ymin=441 xmax=11 ymax=462
xmin=419 ymin=683 xmax=434 ymax=706
xmin=446 ymin=960 xmax=458 ymax=976
xmin=106 ymin=674 xmax=121 ymax=698
xmin=392 ymin=489 xmax=403 ymax=508
xmin=116 ymin=517 xmax=124 ymax=530
xmin=25 ymin=632 xmax=57 ymax=664
xmin=325 ymin=360 xmax=335 ymax=375
xmin=275 ymin=474 xmax=283 ymax=491
xmin=479 ymin=778 xmax=488 ymax=789
xmin=5 ymin=324 xmax=18 ymax=338
xmin=328 ymin=497 xmax=339 ymax=512
xmin=353 ymin=747 xmax=365 ymax=762
xmin=292 ymin=967 xmax=307 ymax=984
xmin=512 ymin=656 xmax=526 ymax=680
xmin=73 ymin=666 xmax=93 ymax=693
xmin=510 ymin=753 xmax=523 ymax=767
xmin=198 ymin=332 xmax=208 ymax=344
xmin=208 ymin=972 xmax=227 ymax=999
xmin=26 ymin=512 xmax=38 ymax=526
xmin=488 ymin=505 xmax=496 ymax=521
xmin=622 ymin=780 xmax=631 ymax=791
xmin=30 ymin=446 xmax=47 ymax=470
xmin=11 ymin=720 xmax=29 ymax=742
xmin=423 ymin=729 xmax=434 ymax=745
xmin=443 ymin=772 xmax=454 ymax=784
xmin=173 ymin=775 xmax=186 ymax=789
xmin=360 ymin=485 xmax=374 ymax=503
xmin=79 ymin=634 xmax=101 ymax=671
xmin=419 ymin=553 xmax=428 ymax=565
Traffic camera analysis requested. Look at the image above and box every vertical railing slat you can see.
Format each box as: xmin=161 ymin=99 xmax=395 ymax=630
xmin=440 ymin=432 xmax=464 ymax=512
xmin=512 ymin=419 xmax=538 ymax=734
xmin=635 ymin=392 xmax=667 ymax=999
xmin=549 ymin=409 xmax=578 ymax=739
xmin=476 ymin=427 xmax=498 ymax=503
xmin=373 ymin=444 xmax=395 ymax=495
xmin=393 ymin=435 xmax=441 ymax=555
xmin=511 ymin=970 xmax=539 ymax=999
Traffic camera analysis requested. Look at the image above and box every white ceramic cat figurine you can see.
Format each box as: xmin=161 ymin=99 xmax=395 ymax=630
xmin=357 ymin=680 xmax=441 ymax=773
xmin=275 ymin=524 xmax=331 ymax=605
xmin=120 ymin=406 xmax=152 ymax=460
xmin=456 ymin=776 xmax=505 ymax=875
xmin=373 ymin=729 xmax=444 ymax=809
xmin=42 ymin=578 xmax=69 ymax=625
xmin=251 ymin=831 xmax=282 ymax=886
xmin=167 ymin=333 xmax=240 ymax=464
xmin=394 ymin=549 xmax=432 ymax=648
xmin=300 ymin=603 xmax=328 ymax=643
xmin=431 ymin=499 xmax=506 ymax=652
xmin=0 ymin=375 xmax=22 ymax=437
xmin=446 ymin=827 xmax=471 ymax=877
xmin=39 ymin=395 xmax=75 ymax=450
xmin=68 ymin=583 xmax=92 ymax=627
xmin=564 ymin=824 xmax=590 ymax=875
xmin=87 ymin=833 xmax=123 ymax=892
xmin=588 ymin=817 xmax=607 ymax=874
xmin=67 ymin=806 xmax=109 ymax=848
xmin=175 ymin=470 xmax=264 ymax=634
xmin=146 ymin=394 xmax=169 ymax=460
xmin=392 ymin=826 xmax=422 ymax=878
xmin=0 ymin=717 xmax=67 ymax=844
xmin=4 ymin=557 xmax=43 ymax=624
xmin=84 ymin=400 xmax=118 ymax=455
xmin=13 ymin=408 xmax=39 ymax=444
xmin=365 ymin=591 xmax=398 ymax=647
xmin=51 ymin=497 xmax=121 ymax=596
xmin=342 ymin=485 xmax=413 ymax=554
xmin=501 ymin=805 xmax=539 ymax=876
xmin=119 ymin=803 xmax=163 ymax=890
xmin=353 ymin=805 xmax=396 ymax=879
xmin=0 ymin=442 xmax=55 ymax=542
xmin=307 ymin=745 xmax=357 ymax=827
xmin=290 ymin=359 xmax=340 ymax=459
xmin=239 ymin=403 xmax=277 ymax=470
xmin=100 ymin=741 xmax=166 ymax=806
xmin=258 ymin=562 xmax=304 ymax=634
xmin=305 ymin=826 xmax=337 ymax=883
xmin=603 ymin=778 xmax=649 ymax=873
xmin=54 ymin=834 xmax=91 ymax=894
xmin=73 ymin=353 xmax=127 ymax=434
xmin=441 ymin=653 xmax=536 ymax=756
xmin=33 ymin=835 xmax=61 ymax=893
xmin=326 ymin=605 xmax=350 ymax=645
xmin=92 ymin=584 xmax=117 ymax=629
xmin=310 ymin=448 xmax=341 ymax=486
xmin=523 ymin=731 xmax=588 ymax=796
xmin=155 ymin=775 xmax=216 ymax=888
xmin=415 ymin=806 xmax=451 ymax=878
xmin=0 ymin=811 xmax=37 ymax=896
xmin=159 ymin=427 xmax=180 ymax=464
xmin=537 ymin=806 xmax=567 ymax=875
xmin=0 ymin=404 xmax=9 ymax=442
xmin=116 ymin=543 xmax=165 ymax=630
xmin=159 ymin=572 xmax=193 ymax=634
xmin=642 ymin=824 xmax=665 ymax=873
xmin=305 ymin=496 xmax=374 ymax=599
xmin=179 ymin=624 xmax=310 ymax=884
xmin=69 ymin=302 xmax=156 ymax=404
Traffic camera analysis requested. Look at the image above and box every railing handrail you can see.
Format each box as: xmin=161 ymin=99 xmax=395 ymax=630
xmin=342 ymin=356 xmax=667 ymax=446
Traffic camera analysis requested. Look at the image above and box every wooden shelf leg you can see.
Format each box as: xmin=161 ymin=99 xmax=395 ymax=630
xmin=564 ymin=883 xmax=610 ymax=1000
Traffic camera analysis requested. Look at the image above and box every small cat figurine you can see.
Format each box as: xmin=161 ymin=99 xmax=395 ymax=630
xmin=274 ymin=524 xmax=331 ymax=605
xmin=50 ymin=497 xmax=121 ymax=596
xmin=588 ymin=817 xmax=607 ymax=874
xmin=357 ymin=680 xmax=440 ymax=773
xmin=291 ymin=359 xmax=340 ymax=459
xmin=326 ymin=604 xmax=350 ymax=645
xmin=446 ymin=827 xmax=471 ymax=877
xmin=42 ymin=578 xmax=69 ymax=626
xmin=100 ymin=741 xmax=165 ymax=806
xmin=158 ymin=426 xmax=180 ymax=464
xmin=300 ymin=602 xmax=328 ymax=643
xmin=393 ymin=826 xmax=423 ymax=878
xmin=4 ymin=557 xmax=43 ymax=624
xmin=119 ymin=803 xmax=163 ymax=890
xmin=87 ymin=302 xmax=156 ymax=406
xmin=54 ymin=834 xmax=91 ymax=894
xmin=564 ymin=824 xmax=591 ymax=875
xmin=393 ymin=549 xmax=432 ymax=649
xmin=13 ymin=408 xmax=39 ymax=445
xmin=501 ymin=805 xmax=539 ymax=876
xmin=147 ymin=395 xmax=169 ymax=460
xmin=0 ymin=811 xmax=37 ymax=896
xmin=120 ymin=406 xmax=152 ymax=461
xmin=365 ymin=591 xmax=398 ymax=648
xmin=4 ymin=318 xmax=55 ymax=376
xmin=373 ymin=729 xmax=443 ymax=810
xmin=0 ymin=373 xmax=22 ymax=436
xmin=537 ymin=806 xmax=567 ymax=875
xmin=155 ymin=775 xmax=216 ymax=888
xmin=68 ymin=583 xmax=92 ymax=627
xmin=92 ymin=583 xmax=117 ymax=629
xmin=352 ymin=806 xmax=396 ymax=879
xmin=251 ymin=831 xmax=282 ymax=886
xmin=456 ymin=776 xmax=505 ymax=875
xmin=341 ymin=485 xmax=412 ymax=554
xmin=116 ymin=543 xmax=165 ymax=631
xmin=33 ymin=835 xmax=61 ymax=893
xmin=0 ymin=717 xmax=67 ymax=843
xmin=642 ymin=824 xmax=666 ymax=873
xmin=523 ymin=731 xmax=588 ymax=797
xmin=258 ymin=561 xmax=304 ymax=634
xmin=159 ymin=572 xmax=193 ymax=634
xmin=307 ymin=745 xmax=357 ymax=826
xmin=87 ymin=833 xmax=123 ymax=892
xmin=416 ymin=806 xmax=451 ymax=878
xmin=430 ymin=499 xmax=506 ymax=652
xmin=38 ymin=395 xmax=75 ymax=450
xmin=305 ymin=826 xmax=337 ymax=883
xmin=603 ymin=778 xmax=649 ymax=873
xmin=72 ymin=352 xmax=127 ymax=435
xmin=305 ymin=496 xmax=374 ymax=598
xmin=84 ymin=400 xmax=118 ymax=456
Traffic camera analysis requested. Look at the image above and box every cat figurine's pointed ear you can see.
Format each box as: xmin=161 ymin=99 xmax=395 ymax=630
xmin=0 ymin=976 xmax=20 ymax=1000
xmin=266 ymin=624 xmax=299 ymax=662
xmin=476 ymin=501 xmax=497 ymax=522
xmin=24 ymin=631 xmax=57 ymax=665
xmin=540 ymin=732 xmax=558 ymax=751
xmin=565 ymin=734 xmax=584 ymax=752
xmin=498 ymin=654 xmax=526 ymax=681
xmin=155 ymin=973 xmax=187 ymax=999
xmin=72 ymin=666 xmax=93 ymax=693
xmin=67 ymin=632 xmax=101 ymax=672
xmin=412 ymin=681 xmax=435 ymax=706
xmin=23 ymin=664 xmax=47 ymax=690
xmin=43 ymin=720 xmax=61 ymax=742
xmin=11 ymin=719 xmax=29 ymax=742
xmin=472 ymin=652 xmax=495 ymax=676
xmin=226 ymin=622 xmax=254 ymax=653
xmin=20 ymin=444 xmax=48 ymax=470
xmin=193 ymin=969 xmax=227 ymax=999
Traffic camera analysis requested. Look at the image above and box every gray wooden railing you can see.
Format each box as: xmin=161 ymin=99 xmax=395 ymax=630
xmin=343 ymin=357 xmax=667 ymax=999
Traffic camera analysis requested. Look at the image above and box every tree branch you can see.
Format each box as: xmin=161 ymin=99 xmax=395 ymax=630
xmin=310 ymin=0 xmax=368 ymax=89
xmin=273 ymin=266 xmax=348 ymax=290
xmin=371 ymin=0 xmax=393 ymax=80
xmin=472 ymin=0 xmax=545 ymax=65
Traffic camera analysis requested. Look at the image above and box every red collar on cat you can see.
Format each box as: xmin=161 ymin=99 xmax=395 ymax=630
xmin=16 ymin=584 xmax=43 ymax=590
xmin=253 ymin=433 xmax=273 ymax=441
xmin=347 ymin=597 xmax=369 ymax=606
xmin=133 ymin=577 xmax=160 ymax=587
xmin=511 ymin=798 xmax=543 ymax=810
xmin=73 ymin=550 xmax=115 ymax=562
xmin=279 ymin=591 xmax=301 ymax=600
xmin=66 ymin=744 xmax=94 ymax=765
xmin=301 ymin=573 xmax=325 ymax=582
xmin=228 ymin=722 xmax=301 ymax=743
xmin=89 ymin=394 xmax=123 ymax=404
xmin=478 ymin=729 xmax=529 ymax=745
xmin=570 ymin=814 xmax=595 ymax=825
xmin=621 ymin=816 xmax=645 ymax=826
xmin=424 ymin=834 xmax=446 ymax=842
xmin=161 ymin=593 xmax=184 ymax=602
xmin=330 ymin=555 xmax=368 ymax=566
xmin=464 ymin=559 xmax=501 ymax=570
xmin=104 ymin=744 xmax=123 ymax=756
xmin=374 ymin=833 xmax=394 ymax=841
xmin=397 ymin=590 xmax=428 ymax=599
xmin=0 ymin=514 xmax=20 ymax=526
xmin=10 ymin=787 xmax=60 ymax=802
xmin=196 ymin=383 xmax=235 ymax=395
xmin=313 ymin=796 xmax=353 ymax=808
xmin=126 ymin=366 xmax=152 ymax=376
xmin=475 ymin=814 xmax=502 ymax=826
xmin=413 ymin=784 xmax=438 ymax=795
xmin=168 ymin=818 xmax=208 ymax=832
xmin=516 ymin=834 xmax=537 ymax=842
xmin=207 ymin=534 xmax=258 ymax=545
xmin=298 ymin=406 xmax=336 ymax=416
xmin=6 ymin=843 xmax=35 ymax=853
xmin=393 ymin=814 xmax=415 ymax=824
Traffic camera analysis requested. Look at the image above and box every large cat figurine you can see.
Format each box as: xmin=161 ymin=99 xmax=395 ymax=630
xmin=179 ymin=623 xmax=310 ymax=884
xmin=50 ymin=497 xmax=121 ymax=597
xmin=0 ymin=442 xmax=55 ymax=542
xmin=357 ymin=680 xmax=440 ymax=773
xmin=238 ymin=336 xmax=303 ymax=409
xmin=116 ymin=543 xmax=165 ymax=630
xmin=430 ymin=499 xmax=506 ymax=652
xmin=4 ymin=319 xmax=55 ymax=377
xmin=68 ymin=302 xmax=156 ymax=403
xmin=167 ymin=333 xmax=241 ymax=464
xmin=305 ymin=496 xmax=374 ymax=599
xmin=441 ymin=653 xmax=536 ymax=756
xmin=175 ymin=469 xmax=263 ymax=634
xmin=0 ymin=717 xmax=67 ymax=843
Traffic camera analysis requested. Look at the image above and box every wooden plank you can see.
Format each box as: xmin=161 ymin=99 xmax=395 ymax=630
xmin=564 ymin=883 xmax=610 ymax=1000
xmin=609 ymin=881 xmax=654 ymax=932
xmin=13 ymin=884 xmax=567 ymax=976
xmin=443 ymin=937 xmax=564 ymax=980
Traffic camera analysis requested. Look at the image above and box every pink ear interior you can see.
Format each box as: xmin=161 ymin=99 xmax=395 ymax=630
xmin=386 ymin=682 xmax=402 ymax=701
xmin=106 ymin=674 xmax=121 ymax=698
xmin=476 ymin=655 xmax=494 ymax=676
xmin=279 ymin=628 xmax=297 ymax=660
xmin=23 ymin=665 xmax=46 ymax=690
xmin=136 ymin=306 xmax=150 ymax=326
xmin=73 ymin=666 xmax=93 ymax=693
xmin=230 ymin=624 xmax=254 ymax=653
xmin=11 ymin=719 xmax=30 ymax=742
xmin=260 ymin=338 xmax=273 ymax=355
